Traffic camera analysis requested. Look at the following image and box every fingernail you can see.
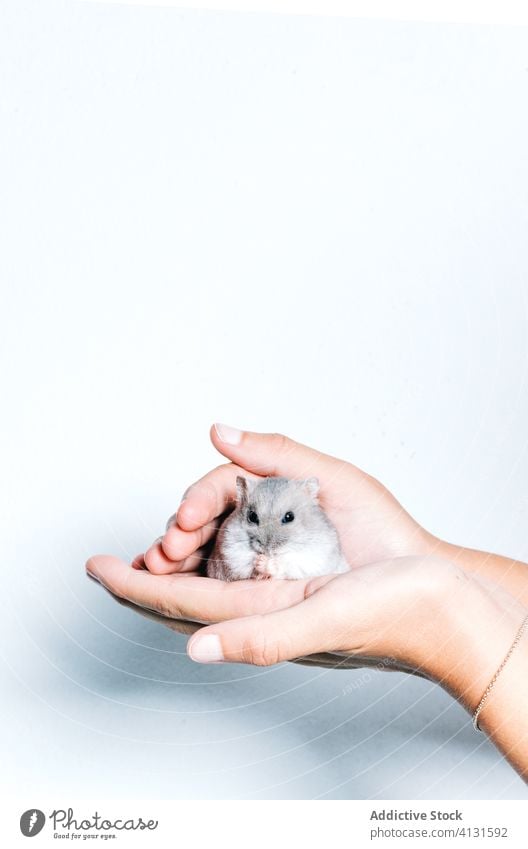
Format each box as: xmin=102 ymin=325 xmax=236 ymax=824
xmin=188 ymin=634 xmax=224 ymax=663
xmin=214 ymin=423 xmax=242 ymax=445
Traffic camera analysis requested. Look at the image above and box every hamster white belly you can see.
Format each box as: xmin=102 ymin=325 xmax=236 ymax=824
xmin=207 ymin=520 xmax=349 ymax=581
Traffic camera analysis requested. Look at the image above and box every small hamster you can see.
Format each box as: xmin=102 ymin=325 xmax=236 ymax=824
xmin=206 ymin=476 xmax=350 ymax=581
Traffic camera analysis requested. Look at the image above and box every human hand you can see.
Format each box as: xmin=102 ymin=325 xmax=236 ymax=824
xmin=141 ymin=424 xmax=438 ymax=576
xmin=85 ymin=550 xmax=528 ymax=778
xmin=86 ymin=551 xmax=460 ymax=676
xmin=85 ymin=423 xmax=528 ymax=777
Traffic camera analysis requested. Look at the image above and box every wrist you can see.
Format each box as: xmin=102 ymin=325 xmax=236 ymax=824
xmin=417 ymin=569 xmax=527 ymax=713
xmin=426 ymin=536 xmax=528 ymax=607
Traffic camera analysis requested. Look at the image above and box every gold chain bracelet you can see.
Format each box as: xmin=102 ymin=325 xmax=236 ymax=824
xmin=472 ymin=612 xmax=528 ymax=731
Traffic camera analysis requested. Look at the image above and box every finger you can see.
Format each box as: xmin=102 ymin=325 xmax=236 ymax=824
xmin=86 ymin=555 xmax=333 ymax=623
xmin=186 ymin=581 xmax=344 ymax=665
xmin=160 ymin=463 xmax=261 ymax=562
xmin=144 ymin=541 xmax=208 ymax=575
xmin=291 ymin=654 xmax=356 ymax=669
xmin=162 ymin=619 xmax=203 ymax=637
xmin=131 ymin=552 xmax=147 ymax=570
xmin=173 ymin=463 xmax=261 ymax=534
xmin=210 ymin=423 xmax=345 ymax=480
xmin=290 ymin=654 xmax=431 ymax=679
xmin=104 ymin=586 xmax=204 ymax=637
xmin=161 ymin=515 xmax=222 ymax=561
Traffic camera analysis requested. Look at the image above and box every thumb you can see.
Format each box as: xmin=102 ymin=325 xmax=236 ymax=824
xmin=210 ymin=423 xmax=342 ymax=479
xmin=186 ymin=586 xmax=344 ymax=666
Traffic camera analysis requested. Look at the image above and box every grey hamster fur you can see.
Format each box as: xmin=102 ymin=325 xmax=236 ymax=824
xmin=206 ymin=476 xmax=350 ymax=581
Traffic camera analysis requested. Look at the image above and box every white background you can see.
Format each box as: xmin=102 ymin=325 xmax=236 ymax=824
xmin=1 ymin=0 xmax=528 ymax=800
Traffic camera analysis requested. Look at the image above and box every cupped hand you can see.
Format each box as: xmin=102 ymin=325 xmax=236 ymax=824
xmin=85 ymin=551 xmax=466 ymax=677
xmin=141 ymin=424 xmax=439 ymax=576
xmin=86 ymin=424 xmax=456 ymax=674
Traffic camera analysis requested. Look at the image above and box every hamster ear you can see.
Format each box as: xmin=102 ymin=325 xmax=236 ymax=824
xmin=235 ymin=475 xmax=249 ymax=505
xmin=301 ymin=477 xmax=320 ymax=500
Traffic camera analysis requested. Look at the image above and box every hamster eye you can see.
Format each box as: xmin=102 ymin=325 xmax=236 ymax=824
xmin=282 ymin=511 xmax=295 ymax=524
xmin=247 ymin=510 xmax=259 ymax=525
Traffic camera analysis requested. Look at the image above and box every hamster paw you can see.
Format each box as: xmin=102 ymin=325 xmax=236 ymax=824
xmin=252 ymin=554 xmax=274 ymax=579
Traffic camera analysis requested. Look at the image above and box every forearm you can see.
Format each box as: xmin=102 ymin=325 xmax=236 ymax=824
xmin=432 ymin=537 xmax=528 ymax=607
xmin=421 ymin=576 xmax=528 ymax=780
xmin=472 ymin=636 xmax=528 ymax=780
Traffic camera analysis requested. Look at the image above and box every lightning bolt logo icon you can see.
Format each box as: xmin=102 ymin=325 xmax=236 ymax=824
xmin=20 ymin=808 xmax=45 ymax=837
